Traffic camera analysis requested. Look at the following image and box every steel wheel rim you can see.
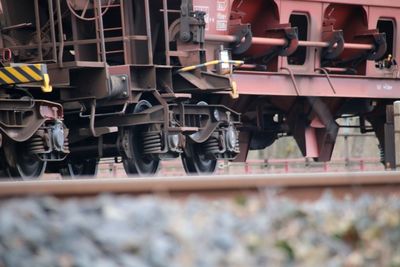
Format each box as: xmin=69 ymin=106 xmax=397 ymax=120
xmin=182 ymin=142 xmax=217 ymax=175
xmin=9 ymin=149 xmax=46 ymax=180
xmin=123 ymin=100 xmax=160 ymax=176
xmin=123 ymin=126 xmax=160 ymax=176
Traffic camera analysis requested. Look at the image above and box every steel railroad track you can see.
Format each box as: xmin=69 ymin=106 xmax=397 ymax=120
xmin=0 ymin=171 xmax=399 ymax=200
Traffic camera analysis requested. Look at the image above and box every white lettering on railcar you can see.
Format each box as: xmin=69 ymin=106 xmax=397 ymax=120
xmin=377 ymin=83 xmax=393 ymax=91
xmin=217 ymin=0 xmax=227 ymax=11
xmin=217 ymin=13 xmax=227 ymax=20
xmin=216 ymin=20 xmax=228 ymax=31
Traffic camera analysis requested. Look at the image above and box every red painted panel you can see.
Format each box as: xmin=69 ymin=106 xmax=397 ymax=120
xmin=305 ymin=127 xmax=319 ymax=158
xmin=233 ymin=72 xmax=400 ymax=99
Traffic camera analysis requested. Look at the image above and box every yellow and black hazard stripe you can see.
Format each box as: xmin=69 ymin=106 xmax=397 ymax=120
xmin=0 ymin=64 xmax=52 ymax=92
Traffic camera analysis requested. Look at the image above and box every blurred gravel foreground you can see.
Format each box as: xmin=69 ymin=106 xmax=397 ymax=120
xmin=1 ymin=193 xmax=400 ymax=267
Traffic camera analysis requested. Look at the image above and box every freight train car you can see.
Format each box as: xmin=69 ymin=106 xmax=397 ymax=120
xmin=202 ymin=0 xmax=399 ymax=168
xmin=0 ymin=0 xmax=241 ymax=177
xmin=0 ymin=0 xmax=398 ymax=178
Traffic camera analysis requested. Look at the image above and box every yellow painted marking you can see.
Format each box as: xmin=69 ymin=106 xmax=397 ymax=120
xmin=230 ymin=80 xmax=239 ymax=99
xmin=41 ymin=74 xmax=52 ymax=93
xmin=34 ymin=64 xmax=43 ymax=72
xmin=21 ymin=66 xmax=43 ymax=81
xmin=0 ymin=71 xmax=14 ymax=84
xmin=6 ymin=67 xmax=29 ymax=83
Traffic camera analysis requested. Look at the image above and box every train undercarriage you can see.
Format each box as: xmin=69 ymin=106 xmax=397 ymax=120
xmin=0 ymin=65 xmax=69 ymax=179
xmin=59 ymin=92 xmax=241 ymax=176
xmin=0 ymin=0 xmax=398 ymax=178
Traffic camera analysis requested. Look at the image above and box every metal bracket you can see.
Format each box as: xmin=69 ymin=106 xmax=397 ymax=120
xmin=108 ymin=74 xmax=129 ymax=99
xmin=256 ymin=24 xmax=299 ymax=64
xmin=264 ymin=24 xmax=299 ymax=57
xmin=366 ymin=31 xmax=387 ymax=61
xmin=279 ymin=27 xmax=299 ymax=56
xmin=231 ymin=24 xmax=253 ymax=55
xmin=180 ymin=0 xmax=205 ymax=44
xmin=322 ymin=29 xmax=345 ymax=60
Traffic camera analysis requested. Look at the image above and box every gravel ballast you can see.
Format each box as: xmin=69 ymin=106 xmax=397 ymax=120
xmin=0 ymin=193 xmax=400 ymax=267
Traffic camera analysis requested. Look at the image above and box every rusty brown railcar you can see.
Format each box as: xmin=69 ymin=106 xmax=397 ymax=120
xmin=0 ymin=0 xmax=398 ymax=177
xmin=0 ymin=0 xmax=241 ymax=177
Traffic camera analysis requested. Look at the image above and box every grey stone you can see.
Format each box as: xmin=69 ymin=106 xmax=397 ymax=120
xmin=0 ymin=194 xmax=400 ymax=266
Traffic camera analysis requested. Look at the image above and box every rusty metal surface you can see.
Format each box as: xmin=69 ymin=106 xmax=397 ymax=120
xmin=0 ymin=99 xmax=63 ymax=143
xmin=0 ymin=171 xmax=399 ymax=199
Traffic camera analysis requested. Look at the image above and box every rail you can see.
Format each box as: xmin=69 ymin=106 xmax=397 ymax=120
xmin=0 ymin=172 xmax=399 ymax=200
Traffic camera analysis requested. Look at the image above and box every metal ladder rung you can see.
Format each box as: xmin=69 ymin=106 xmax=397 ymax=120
xmin=102 ymin=27 xmax=123 ymax=32
xmin=159 ymin=9 xmax=180 ymax=13
xmin=129 ymin=35 xmax=149 ymax=41
xmin=105 ymin=50 xmax=124 ymax=54
xmin=106 ymin=4 xmax=121 ymax=8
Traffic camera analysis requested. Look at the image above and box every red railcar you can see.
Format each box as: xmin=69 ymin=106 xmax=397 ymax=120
xmin=200 ymin=0 xmax=399 ymax=166
xmin=0 ymin=0 xmax=398 ymax=177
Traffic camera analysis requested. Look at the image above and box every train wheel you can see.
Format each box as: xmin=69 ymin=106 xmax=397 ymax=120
xmin=181 ymin=141 xmax=217 ymax=175
xmin=60 ymin=159 xmax=98 ymax=178
xmin=122 ymin=126 xmax=160 ymax=176
xmin=4 ymin=142 xmax=46 ymax=180
xmin=122 ymin=100 xmax=160 ymax=176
